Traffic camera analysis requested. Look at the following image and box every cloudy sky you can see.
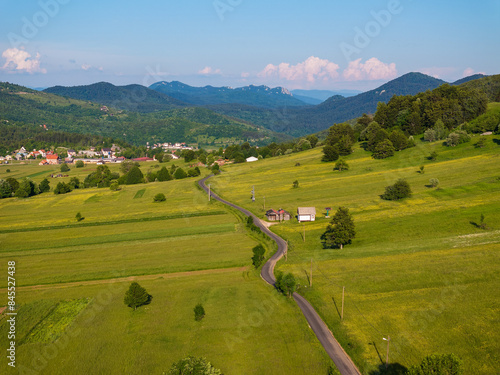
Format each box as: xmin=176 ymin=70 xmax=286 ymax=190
xmin=0 ymin=0 xmax=498 ymax=91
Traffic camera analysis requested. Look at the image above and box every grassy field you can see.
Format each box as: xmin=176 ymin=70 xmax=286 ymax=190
xmin=0 ymin=164 xmax=332 ymax=374
xmin=209 ymin=134 xmax=500 ymax=374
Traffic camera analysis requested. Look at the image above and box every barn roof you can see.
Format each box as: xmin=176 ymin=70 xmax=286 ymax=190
xmin=297 ymin=207 xmax=316 ymax=215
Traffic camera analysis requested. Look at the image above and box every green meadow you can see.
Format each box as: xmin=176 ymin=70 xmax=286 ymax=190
xmin=209 ymin=134 xmax=500 ymax=374
xmin=0 ymin=163 xmax=332 ymax=374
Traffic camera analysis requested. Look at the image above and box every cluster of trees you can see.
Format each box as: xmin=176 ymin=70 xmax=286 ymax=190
xmin=275 ymin=271 xmax=296 ymax=297
xmin=251 ymin=244 xmax=265 ymax=268
xmin=0 ymin=177 xmax=46 ymax=199
xmin=373 ymin=84 xmax=488 ymax=134
xmin=168 ymin=356 xmax=222 ymax=375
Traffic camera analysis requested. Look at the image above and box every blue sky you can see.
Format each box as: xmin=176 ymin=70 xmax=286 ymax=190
xmin=0 ymin=0 xmax=498 ymax=91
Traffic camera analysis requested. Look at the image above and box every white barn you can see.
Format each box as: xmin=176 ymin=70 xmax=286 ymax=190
xmin=297 ymin=207 xmax=316 ymax=222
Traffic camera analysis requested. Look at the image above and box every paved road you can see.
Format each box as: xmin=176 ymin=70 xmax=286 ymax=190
xmin=198 ymin=176 xmax=361 ymax=375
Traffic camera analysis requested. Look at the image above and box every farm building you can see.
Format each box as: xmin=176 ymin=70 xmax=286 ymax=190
xmin=265 ymin=209 xmax=291 ymax=222
xmin=297 ymin=207 xmax=316 ymax=222
xmin=246 ymin=156 xmax=258 ymax=162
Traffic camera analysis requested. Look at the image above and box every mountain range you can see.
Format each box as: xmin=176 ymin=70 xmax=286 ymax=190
xmin=38 ymin=72 xmax=493 ymax=139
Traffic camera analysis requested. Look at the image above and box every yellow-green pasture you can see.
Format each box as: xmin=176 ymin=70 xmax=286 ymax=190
xmin=209 ymin=135 xmax=500 ymax=374
xmin=0 ymin=170 xmax=332 ymax=374
xmin=0 ymin=271 xmax=331 ymax=375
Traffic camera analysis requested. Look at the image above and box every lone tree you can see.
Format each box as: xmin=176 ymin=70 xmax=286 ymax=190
xmin=194 ymin=304 xmax=205 ymax=321
xmin=292 ymin=180 xmax=299 ymax=188
xmin=124 ymin=282 xmax=152 ymax=310
xmin=381 ymin=179 xmax=412 ymax=200
xmin=60 ymin=163 xmax=70 ymax=172
xmin=153 ymin=193 xmax=166 ymax=202
xmin=321 ymin=206 xmax=355 ymax=249
xmin=168 ymin=356 xmax=222 ymax=375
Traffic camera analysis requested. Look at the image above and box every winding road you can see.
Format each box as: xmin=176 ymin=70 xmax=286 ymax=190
xmin=199 ymin=176 xmax=361 ymax=375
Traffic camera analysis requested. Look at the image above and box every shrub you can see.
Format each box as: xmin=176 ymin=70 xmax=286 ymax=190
xmin=429 ymin=151 xmax=438 ymax=161
xmin=407 ymin=353 xmax=463 ymax=375
xmin=157 ymin=166 xmax=172 ymax=181
xmin=251 ymin=244 xmax=265 ymax=268
xmin=275 ymin=272 xmax=296 ymax=297
xmin=292 ymin=180 xmax=299 ymax=188
xmin=0 ymin=179 xmax=12 ymax=198
xmin=54 ymin=182 xmax=72 ymax=195
xmin=153 ymin=193 xmax=166 ymax=202
xmin=372 ymin=139 xmax=395 ymax=159
xmin=173 ymin=167 xmax=187 ymax=180
xmin=75 ymin=160 xmax=84 ymax=168
xmin=69 ymin=177 xmax=80 ymax=189
xmin=168 ymin=356 xmax=221 ymax=375
xmin=6 ymin=169 xmax=10 ymax=173
xmin=446 ymin=130 xmax=471 ymax=147
xmin=381 ymin=179 xmax=412 ymax=200
xmin=110 ymin=182 xmax=120 ymax=191
xmin=194 ymin=304 xmax=205 ymax=321
xmin=334 ymin=159 xmax=349 ymax=172
xmin=75 ymin=212 xmax=84 ymax=222
xmin=429 ymin=178 xmax=439 ymax=188
xmin=60 ymin=163 xmax=70 ymax=172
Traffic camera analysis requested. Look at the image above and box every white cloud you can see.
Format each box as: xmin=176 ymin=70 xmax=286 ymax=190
xmin=258 ymin=56 xmax=340 ymax=83
xmin=81 ymin=64 xmax=104 ymax=72
xmin=198 ymin=66 xmax=222 ymax=75
xmin=463 ymin=67 xmax=485 ymax=77
xmin=241 ymin=72 xmax=250 ymax=78
xmin=343 ymin=58 xmax=397 ymax=81
xmin=1 ymin=48 xmax=46 ymax=74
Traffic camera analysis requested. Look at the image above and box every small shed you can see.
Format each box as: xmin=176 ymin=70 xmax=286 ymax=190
xmin=265 ymin=208 xmax=291 ymax=222
xmin=246 ymin=156 xmax=258 ymax=162
xmin=297 ymin=207 xmax=316 ymax=222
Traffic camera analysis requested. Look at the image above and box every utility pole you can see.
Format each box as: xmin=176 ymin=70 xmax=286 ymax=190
xmin=208 ymin=184 xmax=211 ymax=201
xmin=383 ymin=336 xmax=390 ymax=368
xmin=341 ymin=286 xmax=345 ymax=321
xmin=310 ymin=258 xmax=312 ymax=287
xmin=303 ymin=223 xmax=305 ymax=242
xmin=251 ymin=185 xmax=255 ymax=202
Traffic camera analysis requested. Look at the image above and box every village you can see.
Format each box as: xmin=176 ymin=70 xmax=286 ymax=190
xmin=0 ymin=142 xmax=198 ymax=166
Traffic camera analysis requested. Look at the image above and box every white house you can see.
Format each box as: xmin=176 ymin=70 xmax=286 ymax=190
xmin=246 ymin=156 xmax=258 ymax=162
xmin=297 ymin=207 xmax=316 ymax=222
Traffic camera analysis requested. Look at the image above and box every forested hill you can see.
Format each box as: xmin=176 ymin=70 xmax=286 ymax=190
xmin=209 ymin=72 xmax=449 ymax=136
xmin=44 ymin=82 xmax=188 ymax=113
xmin=0 ymin=82 xmax=285 ymax=151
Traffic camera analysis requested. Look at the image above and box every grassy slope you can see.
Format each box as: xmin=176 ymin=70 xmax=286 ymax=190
xmin=208 ymin=134 xmax=500 ymax=374
xmin=0 ymin=162 xmax=331 ymax=374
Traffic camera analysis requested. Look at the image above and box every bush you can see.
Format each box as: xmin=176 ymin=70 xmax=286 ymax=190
xmin=275 ymin=272 xmax=296 ymax=297
xmin=381 ymin=179 xmax=412 ymax=200
xmin=407 ymin=353 xmax=463 ymax=375
xmin=60 ymin=163 xmax=70 ymax=172
xmin=75 ymin=160 xmax=84 ymax=168
xmin=251 ymin=244 xmax=265 ymax=268
xmin=110 ymin=182 xmax=120 ymax=191
xmin=446 ymin=130 xmax=471 ymax=147
xmin=174 ymin=167 xmax=187 ymax=179
xmin=69 ymin=177 xmax=80 ymax=189
xmin=0 ymin=179 xmax=13 ymax=198
xmin=124 ymin=166 xmax=144 ymax=185
xmin=54 ymin=182 xmax=72 ymax=195
xmin=194 ymin=304 xmax=205 ymax=321
xmin=334 ymin=159 xmax=349 ymax=172
xmin=153 ymin=193 xmax=166 ymax=202
xmin=372 ymin=139 xmax=395 ymax=159
xmin=157 ymin=166 xmax=172 ymax=181
xmin=75 ymin=212 xmax=84 ymax=222
xmin=6 ymin=169 xmax=10 ymax=173
xmin=429 ymin=178 xmax=439 ymax=188
xmin=292 ymin=180 xmax=299 ymax=188
xmin=168 ymin=356 xmax=221 ymax=375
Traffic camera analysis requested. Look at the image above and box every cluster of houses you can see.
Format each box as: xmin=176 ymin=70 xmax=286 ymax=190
xmin=148 ymin=142 xmax=194 ymax=151
xmin=265 ymin=207 xmax=317 ymax=222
